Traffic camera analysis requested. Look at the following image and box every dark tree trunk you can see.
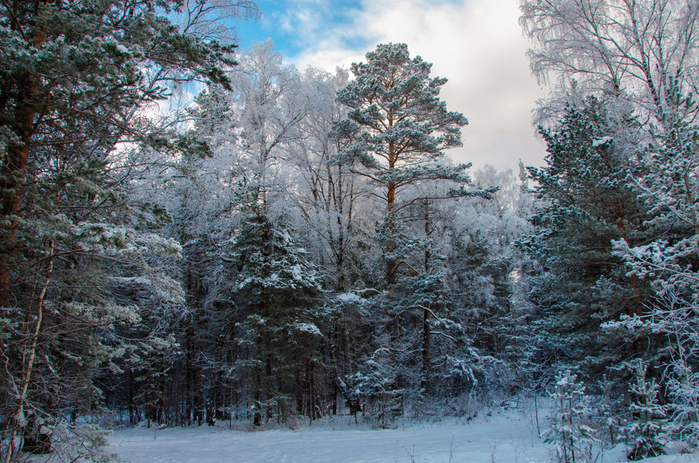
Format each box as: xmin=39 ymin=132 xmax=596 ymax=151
xmin=421 ymin=308 xmax=431 ymax=395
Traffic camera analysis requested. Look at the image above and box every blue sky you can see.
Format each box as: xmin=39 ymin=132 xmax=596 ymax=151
xmin=234 ymin=0 xmax=372 ymax=57
xmin=230 ymin=0 xmax=547 ymax=172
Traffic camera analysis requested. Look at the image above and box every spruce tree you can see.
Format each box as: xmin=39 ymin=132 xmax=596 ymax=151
xmin=625 ymin=362 xmax=666 ymax=460
xmin=545 ymin=371 xmax=597 ymax=463
xmin=225 ymin=212 xmax=324 ymax=425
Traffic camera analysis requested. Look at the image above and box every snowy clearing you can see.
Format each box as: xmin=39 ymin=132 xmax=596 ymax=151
xmin=107 ymin=406 xmax=698 ymax=463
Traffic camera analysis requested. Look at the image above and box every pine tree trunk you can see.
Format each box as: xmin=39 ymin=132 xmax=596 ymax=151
xmin=421 ymin=308 xmax=431 ymax=395
xmin=384 ymin=140 xmax=398 ymax=285
xmin=0 ymin=0 xmax=45 ymax=305
xmin=421 ymin=202 xmax=432 ymax=395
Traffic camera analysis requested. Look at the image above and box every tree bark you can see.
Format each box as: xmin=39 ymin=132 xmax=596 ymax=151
xmin=0 ymin=1 xmax=45 ymax=304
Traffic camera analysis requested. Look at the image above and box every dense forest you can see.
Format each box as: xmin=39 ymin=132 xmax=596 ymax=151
xmin=1 ymin=0 xmax=699 ymax=461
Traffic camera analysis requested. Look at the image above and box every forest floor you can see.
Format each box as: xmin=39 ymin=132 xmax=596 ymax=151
xmin=105 ymin=402 xmax=699 ymax=463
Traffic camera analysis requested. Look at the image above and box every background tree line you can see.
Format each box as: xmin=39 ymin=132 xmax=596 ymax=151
xmin=106 ymin=41 xmax=533 ymax=431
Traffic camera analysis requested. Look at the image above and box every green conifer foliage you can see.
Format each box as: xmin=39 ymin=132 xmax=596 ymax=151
xmin=525 ymin=97 xmax=653 ymax=378
xmin=226 ymin=213 xmax=324 ymax=425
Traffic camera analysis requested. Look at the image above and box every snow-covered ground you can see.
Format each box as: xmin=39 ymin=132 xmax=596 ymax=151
xmin=107 ymin=406 xmax=698 ymax=463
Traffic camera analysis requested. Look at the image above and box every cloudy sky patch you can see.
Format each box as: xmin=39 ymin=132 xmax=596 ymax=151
xmin=235 ymin=0 xmax=547 ymax=172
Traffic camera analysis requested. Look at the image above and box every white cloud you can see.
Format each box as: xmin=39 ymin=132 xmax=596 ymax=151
xmin=290 ymin=0 xmax=547 ymax=172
